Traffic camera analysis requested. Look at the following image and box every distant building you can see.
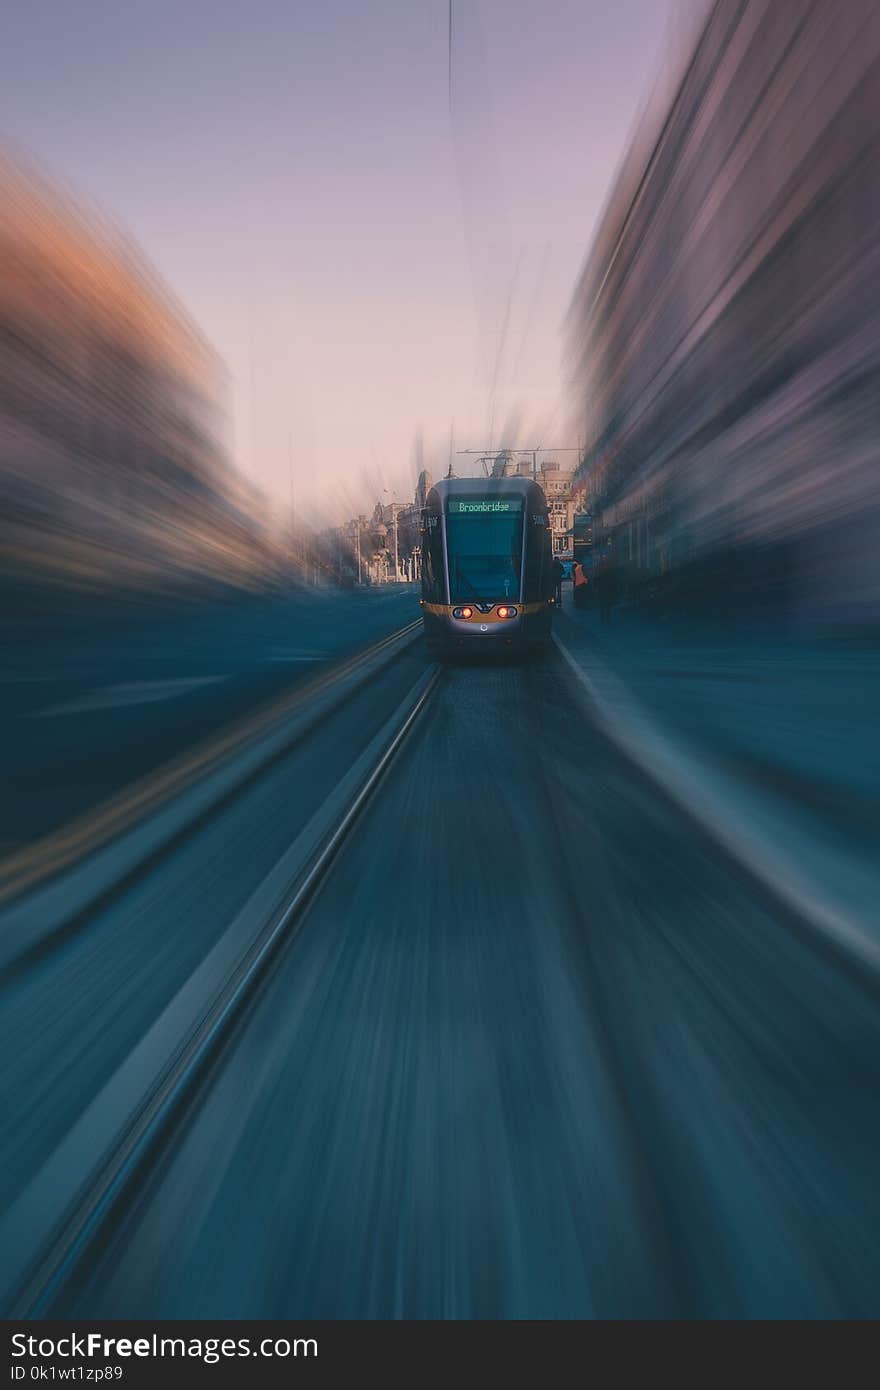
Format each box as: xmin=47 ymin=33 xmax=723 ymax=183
xmin=0 ymin=154 xmax=274 ymax=595
xmin=380 ymin=501 xmax=409 ymax=580
xmin=537 ymin=461 xmax=576 ymax=556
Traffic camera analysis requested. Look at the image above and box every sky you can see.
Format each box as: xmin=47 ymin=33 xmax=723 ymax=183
xmin=2 ymin=0 xmax=680 ymax=523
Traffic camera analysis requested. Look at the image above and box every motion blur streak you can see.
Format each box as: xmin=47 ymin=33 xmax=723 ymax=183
xmin=0 ymin=155 xmax=281 ymax=600
xmin=567 ymin=0 xmax=880 ymax=626
xmin=37 ymin=663 xmax=880 ymax=1318
xmin=1 ymin=0 xmax=880 ymax=1323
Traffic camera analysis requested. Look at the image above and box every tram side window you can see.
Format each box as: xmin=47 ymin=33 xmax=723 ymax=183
xmin=524 ymin=512 xmax=551 ymax=602
xmin=422 ymin=515 xmax=445 ymax=603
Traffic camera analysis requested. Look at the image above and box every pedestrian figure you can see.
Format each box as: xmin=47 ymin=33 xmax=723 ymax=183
xmin=551 ymin=555 xmax=564 ymax=606
xmin=572 ymin=560 xmax=589 ymax=609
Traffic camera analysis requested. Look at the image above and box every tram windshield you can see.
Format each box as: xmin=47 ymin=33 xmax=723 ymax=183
xmin=445 ymin=496 xmax=524 ymax=603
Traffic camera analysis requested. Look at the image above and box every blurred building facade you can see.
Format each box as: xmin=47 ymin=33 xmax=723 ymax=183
xmin=540 ymin=462 xmax=576 ymax=557
xmin=0 ymin=156 xmax=278 ymax=600
xmin=325 ymin=468 xmax=432 ymax=586
xmin=490 ymin=451 xmax=577 ymax=555
xmin=568 ymin=0 xmax=880 ymax=623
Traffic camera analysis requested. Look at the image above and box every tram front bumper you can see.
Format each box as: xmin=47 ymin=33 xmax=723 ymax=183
xmin=422 ymin=605 xmax=548 ymax=655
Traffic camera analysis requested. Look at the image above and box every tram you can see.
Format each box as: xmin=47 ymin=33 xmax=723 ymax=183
xmin=419 ymin=476 xmax=555 ymax=657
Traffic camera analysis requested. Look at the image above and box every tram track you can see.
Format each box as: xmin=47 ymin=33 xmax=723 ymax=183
xmin=6 ymin=646 xmax=880 ymax=1317
xmin=2 ymin=655 xmax=443 ymax=1316
xmin=0 ymin=621 xmax=424 ymax=979
xmin=54 ymin=652 xmax=880 ymax=1319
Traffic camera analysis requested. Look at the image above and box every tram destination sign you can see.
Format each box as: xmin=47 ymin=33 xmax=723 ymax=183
xmin=447 ymin=497 xmax=524 ymax=514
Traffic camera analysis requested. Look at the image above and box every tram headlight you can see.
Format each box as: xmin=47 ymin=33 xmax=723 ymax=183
xmin=497 ymin=606 xmax=517 ymax=619
xmin=452 ymin=606 xmax=473 ymax=620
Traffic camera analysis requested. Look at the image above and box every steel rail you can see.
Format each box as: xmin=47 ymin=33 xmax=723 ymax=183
xmin=8 ymin=662 xmax=442 ymax=1317
xmin=0 ymin=621 xmax=424 ymax=979
xmin=0 ymin=620 xmax=423 ymax=909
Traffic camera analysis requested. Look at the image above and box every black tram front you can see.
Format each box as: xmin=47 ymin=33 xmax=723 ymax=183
xmin=419 ymin=477 xmax=554 ymax=657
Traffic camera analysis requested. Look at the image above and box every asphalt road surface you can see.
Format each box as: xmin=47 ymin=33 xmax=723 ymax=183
xmin=0 ymin=586 xmax=418 ymax=857
xmin=34 ymin=652 xmax=880 ymax=1319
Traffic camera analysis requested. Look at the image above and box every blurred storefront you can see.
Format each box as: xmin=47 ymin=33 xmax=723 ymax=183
xmin=567 ymin=0 xmax=880 ymax=625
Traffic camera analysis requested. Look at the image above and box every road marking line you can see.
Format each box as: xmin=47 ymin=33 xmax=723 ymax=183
xmin=31 ymin=677 xmax=225 ymax=717
xmin=0 ymin=620 xmax=421 ymax=908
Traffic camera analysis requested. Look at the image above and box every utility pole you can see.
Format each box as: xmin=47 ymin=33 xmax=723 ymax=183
xmin=384 ymin=488 xmax=401 ymax=582
xmin=457 ymin=446 xmax=581 ymax=482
